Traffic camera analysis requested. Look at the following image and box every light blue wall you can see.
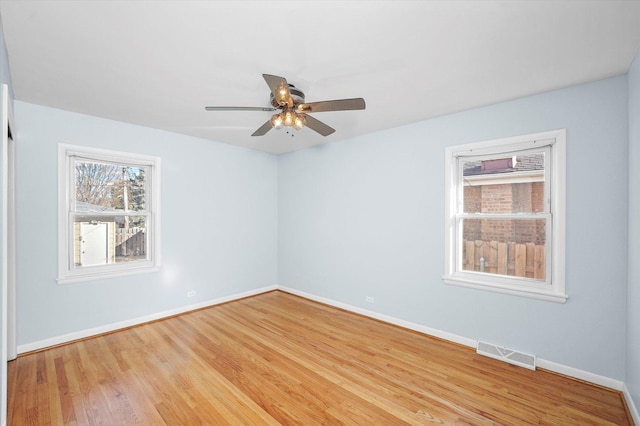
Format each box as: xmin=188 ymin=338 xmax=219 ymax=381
xmin=15 ymin=102 xmax=278 ymax=345
xmin=628 ymin=51 xmax=640 ymax=410
xmin=279 ymin=76 xmax=629 ymax=380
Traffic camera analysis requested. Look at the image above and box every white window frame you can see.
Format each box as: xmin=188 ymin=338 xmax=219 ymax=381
xmin=58 ymin=144 xmax=161 ymax=284
xmin=443 ymin=129 xmax=566 ymax=303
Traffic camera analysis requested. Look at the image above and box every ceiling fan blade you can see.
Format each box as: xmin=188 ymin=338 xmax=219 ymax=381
xmin=263 ymin=74 xmax=293 ymax=108
xmin=251 ymin=120 xmax=273 ymax=136
xmin=303 ymin=114 xmax=335 ymax=136
xmin=205 ymin=106 xmax=276 ymax=112
xmin=297 ymin=98 xmax=366 ymax=113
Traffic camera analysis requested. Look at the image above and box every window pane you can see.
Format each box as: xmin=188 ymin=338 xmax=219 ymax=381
xmin=74 ymin=160 xmax=147 ymax=212
xmin=73 ymin=215 xmax=148 ymax=267
xmin=462 ymin=153 xmax=545 ymax=214
xmin=461 ymin=218 xmax=546 ymax=281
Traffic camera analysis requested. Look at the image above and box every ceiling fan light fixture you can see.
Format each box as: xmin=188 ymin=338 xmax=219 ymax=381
xmin=293 ymin=114 xmax=305 ymax=130
xmin=270 ymin=109 xmax=305 ymax=131
xmin=283 ymin=110 xmax=295 ymax=127
xmin=270 ymin=113 xmax=284 ymax=129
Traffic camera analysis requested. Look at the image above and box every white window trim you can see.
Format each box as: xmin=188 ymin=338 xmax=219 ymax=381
xmin=443 ymin=129 xmax=566 ymax=303
xmin=57 ymin=144 xmax=161 ymax=284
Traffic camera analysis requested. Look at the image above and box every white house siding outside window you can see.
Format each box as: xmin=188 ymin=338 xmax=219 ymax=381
xmin=58 ymin=144 xmax=161 ymax=283
xmin=443 ymin=129 xmax=566 ymax=303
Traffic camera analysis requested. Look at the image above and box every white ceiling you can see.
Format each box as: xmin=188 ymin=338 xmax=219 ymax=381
xmin=1 ymin=1 xmax=640 ymax=154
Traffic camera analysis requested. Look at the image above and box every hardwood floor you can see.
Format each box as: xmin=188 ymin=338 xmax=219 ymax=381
xmin=8 ymin=291 xmax=632 ymax=425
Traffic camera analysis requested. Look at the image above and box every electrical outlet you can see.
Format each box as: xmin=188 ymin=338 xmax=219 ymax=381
xmin=365 ymin=296 xmax=375 ymax=303
xmin=187 ymin=291 xmax=196 ymax=298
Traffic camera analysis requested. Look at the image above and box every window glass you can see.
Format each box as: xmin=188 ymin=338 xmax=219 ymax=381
xmin=461 ymin=218 xmax=546 ymax=280
xmin=460 ymin=152 xmax=547 ymax=282
xmin=74 ymin=160 xmax=147 ymax=211
xmin=461 ymin=153 xmax=546 ymax=214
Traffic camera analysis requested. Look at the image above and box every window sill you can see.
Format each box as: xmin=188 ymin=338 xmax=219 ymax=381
xmin=442 ymin=275 xmax=568 ymax=303
xmin=57 ymin=265 xmax=160 ymax=285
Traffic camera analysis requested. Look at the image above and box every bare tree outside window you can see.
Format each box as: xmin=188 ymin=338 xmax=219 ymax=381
xmin=75 ymin=161 xmax=146 ymax=213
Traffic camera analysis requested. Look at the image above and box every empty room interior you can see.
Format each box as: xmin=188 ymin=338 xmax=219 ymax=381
xmin=0 ymin=1 xmax=640 ymax=424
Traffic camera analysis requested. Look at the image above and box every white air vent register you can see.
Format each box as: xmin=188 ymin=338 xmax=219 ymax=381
xmin=476 ymin=341 xmax=536 ymax=370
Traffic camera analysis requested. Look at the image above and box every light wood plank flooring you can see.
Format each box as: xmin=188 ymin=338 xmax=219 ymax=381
xmin=8 ymin=290 xmax=632 ymax=425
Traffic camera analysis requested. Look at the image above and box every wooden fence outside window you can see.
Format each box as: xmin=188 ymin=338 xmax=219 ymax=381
xmin=115 ymin=227 xmax=146 ymax=257
xmin=463 ymin=239 xmax=545 ymax=280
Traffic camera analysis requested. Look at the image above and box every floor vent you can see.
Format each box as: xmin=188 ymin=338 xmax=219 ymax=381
xmin=476 ymin=341 xmax=536 ymax=370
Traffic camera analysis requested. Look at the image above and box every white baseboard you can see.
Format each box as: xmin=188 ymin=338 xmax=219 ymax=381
xmin=535 ymin=358 xmax=624 ymax=391
xmin=623 ymin=384 xmax=640 ymax=425
xmin=277 ymin=286 xmax=630 ymax=395
xmin=17 ymin=285 xmax=277 ymax=354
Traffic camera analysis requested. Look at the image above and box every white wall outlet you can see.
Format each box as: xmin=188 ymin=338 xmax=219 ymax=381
xmin=365 ymin=296 xmax=375 ymax=303
xmin=187 ymin=291 xmax=196 ymax=298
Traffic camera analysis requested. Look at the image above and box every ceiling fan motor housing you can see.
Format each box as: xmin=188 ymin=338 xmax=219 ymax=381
xmin=271 ymin=84 xmax=305 ymax=108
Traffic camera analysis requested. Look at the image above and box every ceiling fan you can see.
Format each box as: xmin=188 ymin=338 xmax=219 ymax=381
xmin=205 ymin=74 xmax=366 ymax=137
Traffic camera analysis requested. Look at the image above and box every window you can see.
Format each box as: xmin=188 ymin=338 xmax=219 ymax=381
xmin=58 ymin=144 xmax=160 ymax=283
xmin=443 ymin=130 xmax=566 ymax=302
